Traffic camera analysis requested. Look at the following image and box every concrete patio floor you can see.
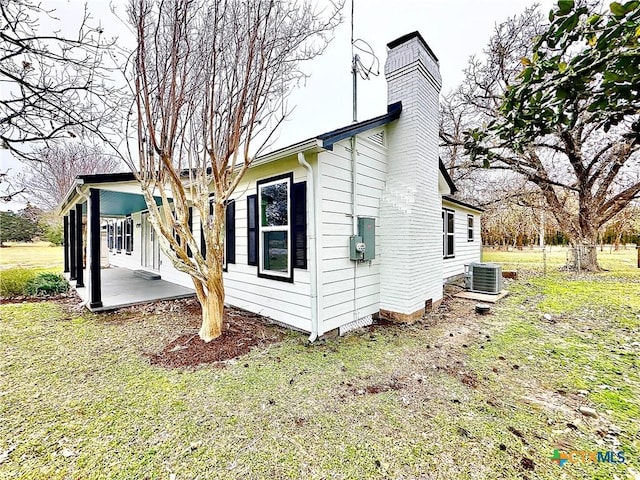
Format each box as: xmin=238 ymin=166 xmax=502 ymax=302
xmin=73 ymin=266 xmax=195 ymax=312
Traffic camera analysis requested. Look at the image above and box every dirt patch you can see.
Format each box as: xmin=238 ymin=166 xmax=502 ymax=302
xmin=442 ymin=365 xmax=479 ymax=388
xmin=146 ymin=305 xmax=286 ymax=369
xmin=520 ymin=457 xmax=535 ymax=471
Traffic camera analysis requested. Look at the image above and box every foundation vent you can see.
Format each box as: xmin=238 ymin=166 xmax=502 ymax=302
xmin=339 ymin=314 xmax=373 ymax=336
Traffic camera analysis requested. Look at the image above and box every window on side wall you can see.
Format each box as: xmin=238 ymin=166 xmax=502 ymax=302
xmin=116 ymin=221 xmax=123 ymax=252
xmin=200 ymin=197 xmax=235 ymax=271
xmin=467 ymin=215 xmax=474 ymax=242
xmin=125 ymin=217 xmax=134 ymax=254
xmin=257 ymin=174 xmax=291 ymax=281
xmin=443 ymin=209 xmax=455 ymax=258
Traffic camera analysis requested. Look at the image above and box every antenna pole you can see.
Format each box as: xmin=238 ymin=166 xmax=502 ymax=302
xmin=351 ymin=0 xmax=357 ymax=123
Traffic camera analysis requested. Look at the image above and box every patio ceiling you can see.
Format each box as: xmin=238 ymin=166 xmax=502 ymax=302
xmin=98 ymin=190 xmax=166 ymax=217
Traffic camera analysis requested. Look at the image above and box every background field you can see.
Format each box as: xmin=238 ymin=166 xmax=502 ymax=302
xmin=0 ymin=242 xmax=63 ymax=271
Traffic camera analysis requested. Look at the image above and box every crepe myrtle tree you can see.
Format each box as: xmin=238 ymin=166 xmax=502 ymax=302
xmin=463 ymin=0 xmax=640 ymax=271
xmin=126 ymin=0 xmax=343 ymax=341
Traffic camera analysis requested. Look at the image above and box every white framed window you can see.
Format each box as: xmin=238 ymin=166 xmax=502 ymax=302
xmin=443 ymin=209 xmax=455 ymax=258
xmin=257 ymin=173 xmax=292 ymax=281
xmin=467 ymin=215 xmax=474 ymax=242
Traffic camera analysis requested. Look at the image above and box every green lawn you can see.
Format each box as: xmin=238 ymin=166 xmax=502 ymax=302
xmin=0 ymin=243 xmax=64 ymax=296
xmin=0 ymin=248 xmax=638 ymax=479
xmin=483 ymin=245 xmax=638 ymax=276
xmin=0 ymin=242 xmax=63 ymax=270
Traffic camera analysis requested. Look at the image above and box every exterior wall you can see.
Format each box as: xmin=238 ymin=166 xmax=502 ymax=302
xmin=317 ymin=131 xmax=389 ymax=332
xmin=380 ymin=34 xmax=443 ymax=318
xmin=221 ymin=156 xmax=312 ymax=332
xmin=106 ymin=158 xmax=313 ymax=332
xmin=442 ymin=201 xmax=482 ymax=281
xmin=108 ymin=211 xmax=144 ymax=271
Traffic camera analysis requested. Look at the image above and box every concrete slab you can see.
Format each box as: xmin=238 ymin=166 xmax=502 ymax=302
xmin=72 ymin=266 xmax=194 ymax=311
xmin=453 ymin=290 xmax=509 ymax=303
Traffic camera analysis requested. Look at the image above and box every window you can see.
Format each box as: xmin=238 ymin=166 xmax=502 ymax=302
xmin=443 ymin=209 xmax=454 ymax=258
xmin=107 ymin=221 xmax=114 ymax=250
xmin=124 ymin=217 xmax=134 ymax=254
xmin=467 ymin=215 xmax=474 ymax=242
xmin=257 ymin=174 xmax=291 ymax=281
xmin=116 ymin=221 xmax=123 ymax=252
xmin=200 ymin=197 xmax=235 ymax=270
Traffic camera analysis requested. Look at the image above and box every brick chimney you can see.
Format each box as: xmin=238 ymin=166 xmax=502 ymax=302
xmin=379 ymin=32 xmax=443 ymax=322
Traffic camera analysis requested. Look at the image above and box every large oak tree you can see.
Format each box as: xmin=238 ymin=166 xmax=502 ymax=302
xmin=447 ymin=0 xmax=640 ymax=271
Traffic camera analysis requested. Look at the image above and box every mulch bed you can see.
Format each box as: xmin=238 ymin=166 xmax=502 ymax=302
xmin=146 ymin=304 xmax=287 ymax=369
xmin=0 ymin=292 xmax=76 ymax=305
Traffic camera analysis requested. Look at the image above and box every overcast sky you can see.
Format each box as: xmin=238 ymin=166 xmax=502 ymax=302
xmin=1 ymin=0 xmax=556 ymax=210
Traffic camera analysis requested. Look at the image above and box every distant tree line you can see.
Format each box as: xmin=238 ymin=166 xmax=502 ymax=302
xmin=0 ymin=205 xmax=62 ymax=246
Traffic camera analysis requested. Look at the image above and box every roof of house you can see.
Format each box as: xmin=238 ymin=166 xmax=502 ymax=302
xmin=439 ymin=159 xmax=457 ymax=194
xmin=317 ymin=102 xmax=402 ymax=150
xmin=442 ymin=195 xmax=484 ymax=213
xmin=60 ymin=102 xmax=473 ymax=213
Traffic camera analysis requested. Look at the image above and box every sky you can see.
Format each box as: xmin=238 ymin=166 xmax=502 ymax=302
xmin=1 ymin=0 xmax=557 ymax=211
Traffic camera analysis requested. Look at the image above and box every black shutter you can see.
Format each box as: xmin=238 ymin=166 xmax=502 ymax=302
xmin=125 ymin=217 xmax=133 ymax=253
xmin=200 ymin=199 xmax=213 ymax=259
xmin=200 ymin=214 xmax=206 ymax=260
xmin=226 ymin=200 xmax=235 ymax=264
xmin=292 ymin=181 xmax=307 ymax=269
xmin=247 ymin=195 xmax=258 ymax=266
xmin=129 ymin=218 xmax=134 ymax=252
xmin=187 ymin=207 xmax=193 ymax=258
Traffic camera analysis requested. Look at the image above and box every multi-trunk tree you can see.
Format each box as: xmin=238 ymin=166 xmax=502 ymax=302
xmin=443 ymin=1 xmax=640 ymax=271
xmin=125 ymin=0 xmax=342 ymax=341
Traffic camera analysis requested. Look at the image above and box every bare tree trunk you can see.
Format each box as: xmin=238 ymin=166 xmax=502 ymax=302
xmin=567 ymin=234 xmax=600 ymax=272
xmin=198 ymin=275 xmax=224 ymax=342
xmin=196 ymin=201 xmax=226 ymax=342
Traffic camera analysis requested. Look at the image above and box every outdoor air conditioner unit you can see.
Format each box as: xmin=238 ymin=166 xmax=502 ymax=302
xmin=468 ymin=263 xmax=503 ymax=294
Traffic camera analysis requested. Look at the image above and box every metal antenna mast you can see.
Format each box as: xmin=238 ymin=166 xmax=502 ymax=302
xmin=351 ymin=0 xmax=357 ymax=122
xmin=350 ymin=0 xmax=380 ymax=124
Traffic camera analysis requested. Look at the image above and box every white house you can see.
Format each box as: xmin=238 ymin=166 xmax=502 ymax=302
xmin=59 ymin=32 xmax=482 ymax=339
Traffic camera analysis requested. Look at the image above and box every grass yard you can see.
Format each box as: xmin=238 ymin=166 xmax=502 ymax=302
xmin=0 ymin=243 xmax=64 ymax=297
xmin=0 ymin=248 xmax=638 ymax=479
xmin=0 ymin=242 xmax=64 ymax=271
xmin=483 ymin=245 xmax=638 ymax=277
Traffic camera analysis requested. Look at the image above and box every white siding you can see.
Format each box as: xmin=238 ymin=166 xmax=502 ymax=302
xmin=222 ymin=157 xmax=312 ymax=332
xmin=105 ymin=159 xmax=313 ymax=332
xmin=442 ymin=200 xmax=482 ymax=280
xmin=317 ymin=133 xmax=388 ymax=332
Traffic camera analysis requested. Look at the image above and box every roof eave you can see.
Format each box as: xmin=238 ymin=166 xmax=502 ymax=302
xmin=442 ymin=195 xmax=484 ymax=213
xmin=317 ymin=102 xmax=402 ymax=149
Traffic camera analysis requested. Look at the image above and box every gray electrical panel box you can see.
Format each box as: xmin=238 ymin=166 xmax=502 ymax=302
xmin=349 ymin=217 xmax=375 ymax=261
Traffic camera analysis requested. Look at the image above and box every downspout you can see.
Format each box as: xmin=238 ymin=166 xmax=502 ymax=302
xmin=351 ymin=135 xmax=358 ymax=321
xmin=297 ymin=152 xmax=319 ymax=342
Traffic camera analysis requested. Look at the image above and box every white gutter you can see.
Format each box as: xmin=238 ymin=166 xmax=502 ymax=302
xmin=297 ymin=152 xmax=319 ymax=343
